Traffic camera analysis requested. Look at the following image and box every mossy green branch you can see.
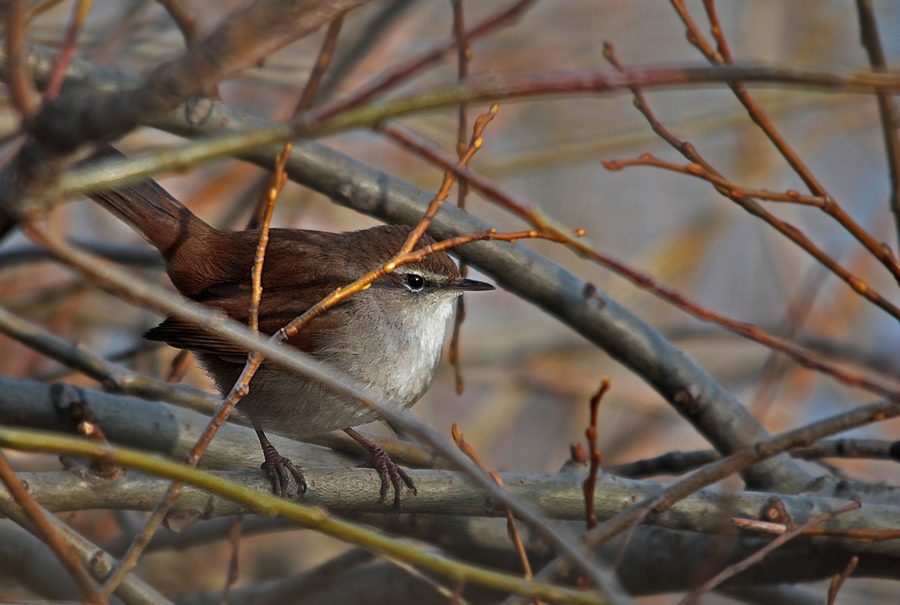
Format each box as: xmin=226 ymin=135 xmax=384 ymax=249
xmin=0 ymin=427 xmax=604 ymax=605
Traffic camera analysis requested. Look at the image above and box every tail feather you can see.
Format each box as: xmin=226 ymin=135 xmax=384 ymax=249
xmin=82 ymin=146 xmax=221 ymax=295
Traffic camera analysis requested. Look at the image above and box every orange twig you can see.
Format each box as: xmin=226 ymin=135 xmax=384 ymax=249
xmin=827 ymin=556 xmax=858 ymax=605
xmin=601 ymin=41 xmax=900 ymax=318
xmin=672 ymin=0 xmax=900 ymax=284
xmin=400 ymin=104 xmax=499 ymax=254
xmin=583 ymin=378 xmax=609 ymax=530
xmin=452 ymin=424 xmax=536 ymax=598
xmin=602 ymin=154 xmax=826 ymax=207
xmin=378 ymin=111 xmax=900 ymax=403
xmin=43 ymin=0 xmax=93 ymax=102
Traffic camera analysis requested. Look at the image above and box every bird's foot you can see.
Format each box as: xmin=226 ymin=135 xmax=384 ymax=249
xmin=257 ymin=429 xmax=307 ymax=497
xmin=344 ymin=428 xmax=416 ymax=509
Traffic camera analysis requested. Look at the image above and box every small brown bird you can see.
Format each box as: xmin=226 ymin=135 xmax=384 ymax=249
xmin=87 ymin=149 xmax=493 ymax=506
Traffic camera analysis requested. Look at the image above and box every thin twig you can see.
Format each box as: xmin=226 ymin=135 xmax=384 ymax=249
xmin=827 ymin=556 xmax=858 ymax=605
xmin=156 ymin=0 xmax=198 ymax=47
xmin=0 ymin=451 xmax=105 ymax=604
xmin=378 ymin=120 xmax=900 ymax=403
xmin=315 ymin=0 xmax=537 ymax=121
xmin=730 ymin=517 xmax=900 ymax=542
xmin=751 ymin=264 xmax=831 ymax=417
xmin=296 ymin=14 xmax=345 ymax=113
xmin=583 ymin=379 xmax=609 ymax=531
xmin=43 ymin=0 xmax=93 ymax=101
xmin=449 ymin=0 xmax=472 ymax=395
xmin=219 ymin=515 xmax=243 ymax=605
xmin=602 ymin=41 xmax=900 ymax=318
xmin=246 ymin=15 xmax=342 ymax=229
xmin=679 ymin=0 xmax=900 ymax=284
xmin=602 ymin=155 xmax=826 ymax=207
xmin=701 ymin=0 xmax=732 ymax=63
xmin=606 ymin=438 xmax=900 ymax=479
xmin=855 ymin=0 xmax=900 ymax=247
xmin=678 ymin=502 xmax=862 ymax=604
xmin=5 ymin=0 xmax=40 ymax=117
xmin=400 ymin=105 xmax=499 ymax=254
xmin=451 ymin=424 xmax=536 ymax=596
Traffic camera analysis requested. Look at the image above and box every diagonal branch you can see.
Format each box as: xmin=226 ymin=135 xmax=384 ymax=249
xmin=855 ymin=0 xmax=900 ymax=247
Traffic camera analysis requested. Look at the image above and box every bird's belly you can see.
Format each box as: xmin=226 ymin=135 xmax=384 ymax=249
xmin=197 ymin=346 xmax=441 ymax=438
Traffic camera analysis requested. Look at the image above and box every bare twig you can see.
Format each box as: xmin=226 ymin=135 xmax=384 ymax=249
xmin=156 ymin=0 xmax=199 ymax=47
xmin=731 ymin=517 xmax=900 ymax=542
xmin=452 ymin=424 xmax=535 ymax=592
xmin=247 ymin=14 xmax=342 ymax=228
xmin=43 ymin=0 xmax=93 ymax=101
xmin=449 ymin=0 xmax=473 ymax=395
xmin=315 ymin=0 xmax=537 ymax=121
xmin=606 ymin=438 xmax=900 ymax=479
xmin=379 ymin=119 xmax=900 ymax=405
xmin=583 ymin=379 xmax=609 ymax=530
xmin=678 ymin=502 xmax=862 ymax=604
xmin=219 ymin=515 xmax=243 ymax=605
xmin=827 ymin=556 xmax=858 ymax=605
xmin=602 ymin=42 xmax=900 ymax=318
xmin=296 ymin=14 xmax=345 ymax=113
xmin=675 ymin=0 xmax=900 ymax=284
xmin=855 ymin=0 xmax=900 ymax=246
xmin=5 ymin=0 xmax=39 ymax=117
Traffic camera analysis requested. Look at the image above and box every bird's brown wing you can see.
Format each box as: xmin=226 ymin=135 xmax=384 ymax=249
xmin=145 ymin=278 xmax=351 ymax=363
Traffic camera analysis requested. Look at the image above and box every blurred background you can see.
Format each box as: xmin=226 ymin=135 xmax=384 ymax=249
xmin=1 ymin=1 xmax=899 ymax=602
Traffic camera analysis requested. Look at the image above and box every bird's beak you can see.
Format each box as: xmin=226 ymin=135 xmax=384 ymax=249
xmin=450 ymin=278 xmax=495 ymax=292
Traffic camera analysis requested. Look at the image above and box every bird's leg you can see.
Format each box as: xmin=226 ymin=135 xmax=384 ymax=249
xmin=256 ymin=428 xmax=306 ymax=497
xmin=344 ymin=427 xmax=416 ymax=509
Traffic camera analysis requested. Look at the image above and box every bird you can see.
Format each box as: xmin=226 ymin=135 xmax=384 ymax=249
xmin=85 ymin=147 xmax=493 ymax=506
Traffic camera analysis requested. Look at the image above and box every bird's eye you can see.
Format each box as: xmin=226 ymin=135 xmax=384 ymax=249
xmin=405 ymin=273 xmax=426 ymax=292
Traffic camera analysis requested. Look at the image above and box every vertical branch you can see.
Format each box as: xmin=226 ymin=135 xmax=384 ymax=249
xmin=449 ymin=0 xmax=472 ymax=394
xmin=5 ymin=0 xmax=40 ymax=117
xmin=451 ymin=424 xmax=536 ymax=600
xmin=582 ymin=379 xmax=609 ymax=531
xmin=219 ymin=516 xmax=243 ymax=605
xmin=156 ymin=0 xmax=199 ymax=47
xmin=700 ymin=0 xmax=732 ymax=64
xmin=43 ymin=0 xmax=94 ymax=101
xmin=399 ymin=105 xmax=498 ymax=254
xmin=249 ymin=145 xmax=289 ymax=331
xmin=0 ymin=451 xmax=105 ymax=604
xmin=855 ymin=0 xmax=900 ymax=246
xmin=247 ymin=14 xmax=344 ymax=230
xmin=296 ymin=15 xmax=345 ymax=113
xmin=826 ymin=556 xmax=858 ymax=605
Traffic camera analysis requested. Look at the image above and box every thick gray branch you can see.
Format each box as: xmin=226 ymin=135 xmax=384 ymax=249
xmin=12 ymin=467 xmax=900 ymax=563
xmin=0 ymin=375 xmax=355 ymax=471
